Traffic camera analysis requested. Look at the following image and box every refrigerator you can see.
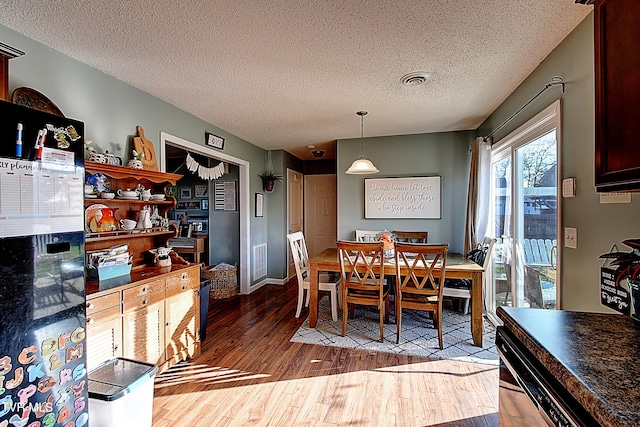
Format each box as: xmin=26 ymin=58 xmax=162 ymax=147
xmin=0 ymin=100 xmax=89 ymax=426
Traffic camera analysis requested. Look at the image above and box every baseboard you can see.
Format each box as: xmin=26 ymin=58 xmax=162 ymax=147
xmin=250 ymin=277 xmax=285 ymax=293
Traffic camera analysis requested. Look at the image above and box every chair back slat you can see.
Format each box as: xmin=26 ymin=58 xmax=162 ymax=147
xmin=392 ymin=231 xmax=428 ymax=243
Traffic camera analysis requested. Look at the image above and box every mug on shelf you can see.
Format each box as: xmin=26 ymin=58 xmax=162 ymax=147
xmin=151 ymin=193 xmax=166 ymax=201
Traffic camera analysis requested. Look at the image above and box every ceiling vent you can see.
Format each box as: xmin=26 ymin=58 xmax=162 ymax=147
xmin=401 ymin=72 xmax=430 ymax=86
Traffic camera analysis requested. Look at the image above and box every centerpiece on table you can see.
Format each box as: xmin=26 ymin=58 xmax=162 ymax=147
xmin=376 ymin=230 xmax=395 ymax=258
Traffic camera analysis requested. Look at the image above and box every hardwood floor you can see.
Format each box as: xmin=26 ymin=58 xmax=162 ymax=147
xmin=152 ymin=279 xmax=499 ymax=426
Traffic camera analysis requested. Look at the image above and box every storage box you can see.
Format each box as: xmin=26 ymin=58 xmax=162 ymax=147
xmin=88 ymin=358 xmax=158 ymax=427
xmin=87 ymin=262 xmax=132 ymax=281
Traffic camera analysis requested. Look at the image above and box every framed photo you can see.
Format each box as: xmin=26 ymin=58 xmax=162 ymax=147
xmin=201 ymin=199 xmax=209 ymax=210
xmin=194 ymin=184 xmax=208 ymax=197
xmin=364 ymin=176 xmax=441 ymax=219
xmin=174 ymin=210 xmax=187 ymax=223
xmin=255 ymin=193 xmax=264 ymax=217
xmin=179 ymin=187 xmax=192 ymax=199
xmin=206 ymin=132 xmax=225 ymax=150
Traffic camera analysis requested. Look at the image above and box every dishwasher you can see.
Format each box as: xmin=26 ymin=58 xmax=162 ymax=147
xmin=496 ymin=327 xmax=597 ymax=426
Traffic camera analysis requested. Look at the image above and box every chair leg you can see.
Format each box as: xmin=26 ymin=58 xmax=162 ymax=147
xmin=436 ymin=309 xmax=443 ymax=350
xmin=384 ymin=298 xmax=390 ymax=324
xmin=304 ymin=288 xmax=311 ymax=307
xmin=342 ymin=296 xmax=348 ymax=336
xmin=296 ymin=285 xmax=305 ymax=318
xmin=330 ymin=289 xmax=338 ymax=322
xmin=396 ymin=301 xmax=402 ymax=344
xmin=462 ymin=297 xmax=470 ymax=315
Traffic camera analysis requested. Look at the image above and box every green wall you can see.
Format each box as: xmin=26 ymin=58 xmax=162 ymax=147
xmin=0 ymin=24 xmax=281 ymax=287
xmin=478 ymin=13 xmax=636 ymax=313
xmin=337 ymin=131 xmax=473 ymax=254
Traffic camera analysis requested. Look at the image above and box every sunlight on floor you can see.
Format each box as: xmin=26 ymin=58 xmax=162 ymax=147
xmin=153 ymin=359 xmax=498 ymax=425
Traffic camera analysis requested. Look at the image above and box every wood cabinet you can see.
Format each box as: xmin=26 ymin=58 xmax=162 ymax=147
xmin=84 ymin=163 xmax=182 ymax=267
xmin=594 ymin=0 xmax=640 ymax=191
xmin=86 ymin=264 xmax=201 ymax=372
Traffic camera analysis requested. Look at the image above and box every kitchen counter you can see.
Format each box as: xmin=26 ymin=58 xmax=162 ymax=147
xmin=498 ymin=307 xmax=640 ymax=427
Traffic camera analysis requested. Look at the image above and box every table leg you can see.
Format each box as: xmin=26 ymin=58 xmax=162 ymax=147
xmin=471 ymin=270 xmax=483 ymax=347
xmin=309 ymin=262 xmax=319 ymax=328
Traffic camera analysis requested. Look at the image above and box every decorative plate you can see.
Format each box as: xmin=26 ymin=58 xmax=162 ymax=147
xmin=86 ymin=173 xmax=110 ymax=193
xmin=85 ymin=204 xmax=108 ymax=232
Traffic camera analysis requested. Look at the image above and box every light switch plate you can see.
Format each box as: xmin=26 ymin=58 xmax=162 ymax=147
xmin=565 ymin=227 xmax=577 ymax=249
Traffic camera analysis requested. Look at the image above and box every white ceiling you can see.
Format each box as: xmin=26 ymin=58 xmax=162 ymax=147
xmin=0 ymin=1 xmax=591 ymax=160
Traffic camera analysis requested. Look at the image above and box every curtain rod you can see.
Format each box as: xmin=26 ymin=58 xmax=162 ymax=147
xmin=483 ymin=76 xmax=565 ymax=143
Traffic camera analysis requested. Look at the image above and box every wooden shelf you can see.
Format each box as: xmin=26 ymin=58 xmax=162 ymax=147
xmin=86 ymin=228 xmax=175 ymax=244
xmin=85 ymin=162 xmax=182 ymax=185
xmin=85 ymin=198 xmax=174 ymax=206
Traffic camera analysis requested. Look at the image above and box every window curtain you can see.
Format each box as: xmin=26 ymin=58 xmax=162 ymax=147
xmin=464 ymin=137 xmax=492 ymax=255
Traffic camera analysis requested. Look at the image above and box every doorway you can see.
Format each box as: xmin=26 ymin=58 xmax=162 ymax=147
xmin=486 ymin=101 xmax=561 ymax=322
xmin=159 ymin=132 xmax=251 ymax=294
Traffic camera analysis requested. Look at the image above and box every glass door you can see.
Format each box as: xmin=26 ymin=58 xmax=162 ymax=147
xmin=487 ymin=102 xmax=560 ymax=321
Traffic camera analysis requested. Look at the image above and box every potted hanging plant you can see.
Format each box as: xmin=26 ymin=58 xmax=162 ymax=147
xmin=258 ymin=170 xmax=283 ymax=192
xmin=599 ymin=238 xmax=640 ymax=318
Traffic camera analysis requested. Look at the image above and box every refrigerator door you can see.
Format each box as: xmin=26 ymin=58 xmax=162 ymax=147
xmin=0 ymin=101 xmax=88 ymax=426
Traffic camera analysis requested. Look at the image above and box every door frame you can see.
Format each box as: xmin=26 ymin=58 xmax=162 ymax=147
xmin=487 ymin=100 xmax=562 ymax=323
xmin=159 ymin=132 xmax=251 ymax=294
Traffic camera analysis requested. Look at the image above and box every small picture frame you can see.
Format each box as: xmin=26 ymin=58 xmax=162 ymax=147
xmin=206 ymin=132 xmax=225 ymax=150
xmin=174 ymin=210 xmax=187 ymax=223
xmin=194 ymin=184 xmax=208 ymax=197
xmin=179 ymin=187 xmax=192 ymax=199
xmin=201 ymin=199 xmax=209 ymax=210
xmin=255 ymin=193 xmax=264 ymax=217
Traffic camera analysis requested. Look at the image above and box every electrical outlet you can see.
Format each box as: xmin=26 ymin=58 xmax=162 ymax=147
xmin=565 ymin=227 xmax=577 ymax=249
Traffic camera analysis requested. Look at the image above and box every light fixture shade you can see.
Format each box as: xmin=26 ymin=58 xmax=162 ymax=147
xmin=346 ymin=157 xmax=379 ymax=174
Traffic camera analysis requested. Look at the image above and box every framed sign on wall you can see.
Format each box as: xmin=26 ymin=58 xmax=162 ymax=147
xmin=364 ymin=176 xmax=441 ymax=219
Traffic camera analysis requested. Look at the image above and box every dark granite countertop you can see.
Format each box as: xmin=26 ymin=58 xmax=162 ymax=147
xmin=498 ymin=307 xmax=640 ymax=427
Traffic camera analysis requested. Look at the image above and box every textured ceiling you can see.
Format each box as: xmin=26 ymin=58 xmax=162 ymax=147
xmin=0 ymin=1 xmax=591 ymax=160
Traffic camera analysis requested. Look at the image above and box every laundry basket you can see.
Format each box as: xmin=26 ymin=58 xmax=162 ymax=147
xmin=202 ymin=262 xmax=238 ymax=299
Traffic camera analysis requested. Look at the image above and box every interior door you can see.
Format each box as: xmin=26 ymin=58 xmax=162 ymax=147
xmin=304 ymin=174 xmax=337 ymax=258
xmin=287 ymin=169 xmax=303 ymax=278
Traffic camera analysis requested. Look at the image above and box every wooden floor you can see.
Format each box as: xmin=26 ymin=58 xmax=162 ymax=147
xmin=152 ymin=279 xmax=499 ymax=426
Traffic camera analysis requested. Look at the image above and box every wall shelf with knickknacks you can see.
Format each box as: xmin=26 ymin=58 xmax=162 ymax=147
xmin=84 ymin=162 xmax=182 ymax=268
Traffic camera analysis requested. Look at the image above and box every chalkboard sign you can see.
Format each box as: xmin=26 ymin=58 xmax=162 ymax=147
xmin=364 ymin=176 xmax=441 ymax=219
xmin=600 ymin=267 xmax=630 ymax=315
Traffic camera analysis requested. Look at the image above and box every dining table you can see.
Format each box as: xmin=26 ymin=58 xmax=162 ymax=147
xmin=308 ymin=247 xmax=486 ymax=347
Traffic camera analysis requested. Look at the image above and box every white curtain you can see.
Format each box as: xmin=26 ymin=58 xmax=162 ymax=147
xmin=475 ymin=136 xmax=492 ymax=241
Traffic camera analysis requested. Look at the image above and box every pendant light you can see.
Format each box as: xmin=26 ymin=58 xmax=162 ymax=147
xmin=346 ymin=111 xmax=379 ymax=174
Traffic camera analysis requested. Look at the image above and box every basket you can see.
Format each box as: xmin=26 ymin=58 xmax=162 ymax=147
xmin=202 ymin=263 xmax=238 ymax=299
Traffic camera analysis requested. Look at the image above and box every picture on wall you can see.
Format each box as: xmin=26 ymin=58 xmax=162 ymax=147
xmin=201 ymin=199 xmax=209 ymax=210
xmin=194 ymin=184 xmax=208 ymax=197
xmin=255 ymin=193 xmax=264 ymax=217
xmin=364 ymin=176 xmax=441 ymax=219
xmin=179 ymin=187 xmax=192 ymax=199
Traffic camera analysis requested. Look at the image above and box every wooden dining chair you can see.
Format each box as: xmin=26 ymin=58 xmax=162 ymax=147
xmin=392 ymin=231 xmax=428 ymax=243
xmin=354 ymin=230 xmax=381 ymax=242
xmin=287 ymin=232 xmax=341 ymax=321
xmin=337 ymin=240 xmax=390 ymax=342
xmin=443 ymin=237 xmax=496 ymax=314
xmin=394 ymin=242 xmax=448 ymax=349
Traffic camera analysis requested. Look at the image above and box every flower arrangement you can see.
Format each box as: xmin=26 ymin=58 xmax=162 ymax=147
xmin=376 ymin=230 xmax=395 ymax=251
xmin=599 ymin=238 xmax=640 ymax=285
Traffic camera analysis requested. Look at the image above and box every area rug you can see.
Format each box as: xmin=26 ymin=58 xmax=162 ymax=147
xmin=290 ymin=297 xmax=498 ymax=365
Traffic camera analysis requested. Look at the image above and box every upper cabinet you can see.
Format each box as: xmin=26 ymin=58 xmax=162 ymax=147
xmin=594 ymin=0 xmax=640 ymax=191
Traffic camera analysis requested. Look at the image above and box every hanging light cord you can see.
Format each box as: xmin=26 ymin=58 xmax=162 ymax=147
xmin=357 ymin=110 xmax=368 ymax=157
xmin=483 ymin=76 xmax=565 ymax=143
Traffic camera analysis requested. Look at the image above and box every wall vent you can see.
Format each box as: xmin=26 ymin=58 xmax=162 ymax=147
xmin=253 ymin=244 xmax=267 ymax=279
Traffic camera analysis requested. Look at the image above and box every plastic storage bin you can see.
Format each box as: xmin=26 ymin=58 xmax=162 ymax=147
xmin=88 ymin=358 xmax=158 ymax=427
